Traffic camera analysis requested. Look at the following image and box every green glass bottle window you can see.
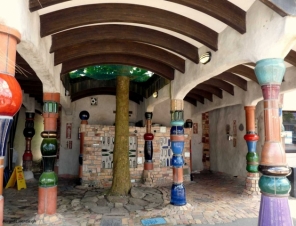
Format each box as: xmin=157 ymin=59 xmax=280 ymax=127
xmin=69 ymin=65 xmax=154 ymax=82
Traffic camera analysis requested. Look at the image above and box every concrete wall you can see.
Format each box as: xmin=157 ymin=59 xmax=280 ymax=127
xmin=209 ymin=104 xmax=248 ymax=177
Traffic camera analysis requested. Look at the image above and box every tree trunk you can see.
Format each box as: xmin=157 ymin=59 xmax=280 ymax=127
xmin=109 ymin=75 xmax=131 ymax=196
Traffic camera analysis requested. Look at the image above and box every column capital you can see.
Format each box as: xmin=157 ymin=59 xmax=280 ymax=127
xmin=0 ymin=25 xmax=21 ymax=42
xmin=255 ymin=58 xmax=285 ymax=86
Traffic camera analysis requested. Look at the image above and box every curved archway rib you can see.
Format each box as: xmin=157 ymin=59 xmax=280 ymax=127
xmin=30 ymin=0 xmax=69 ymax=11
xmin=227 ymin=65 xmax=258 ymax=83
xmin=71 ymin=88 xmax=143 ymax=104
xmin=61 ymin=54 xmax=175 ymax=81
xmin=186 ymin=93 xmax=204 ymax=104
xmin=284 ymin=50 xmax=296 ymax=67
xmin=190 ymin=89 xmax=213 ymax=102
xmin=184 ymin=96 xmax=197 ymax=106
xmin=215 ymin=72 xmax=248 ymax=91
xmin=194 ymin=84 xmax=222 ymax=98
xmin=51 ymin=24 xmax=199 ymax=63
xmin=203 ymin=78 xmax=234 ymax=95
xmin=54 ymin=40 xmax=185 ymax=73
xmin=165 ymin=0 xmax=246 ymax=34
xmin=40 ymin=3 xmax=218 ymax=50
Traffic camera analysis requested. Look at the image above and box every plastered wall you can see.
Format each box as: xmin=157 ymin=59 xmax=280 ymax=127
xmin=209 ymin=104 xmax=248 ymax=177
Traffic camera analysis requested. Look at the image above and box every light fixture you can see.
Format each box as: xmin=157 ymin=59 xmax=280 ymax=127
xmin=65 ymin=89 xmax=70 ymax=96
xmin=199 ymin=52 xmax=211 ymax=64
xmin=153 ymin=91 xmax=158 ymax=98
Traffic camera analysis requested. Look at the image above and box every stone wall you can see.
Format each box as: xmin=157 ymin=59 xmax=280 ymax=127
xmin=82 ymin=125 xmax=192 ymax=188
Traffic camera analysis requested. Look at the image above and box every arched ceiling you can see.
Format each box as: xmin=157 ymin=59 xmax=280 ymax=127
xmin=16 ymin=0 xmax=296 ymax=106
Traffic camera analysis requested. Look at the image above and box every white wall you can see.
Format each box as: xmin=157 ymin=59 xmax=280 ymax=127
xmin=209 ymin=104 xmax=248 ymax=177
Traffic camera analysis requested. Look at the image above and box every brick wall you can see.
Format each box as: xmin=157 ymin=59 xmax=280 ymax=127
xmin=82 ymin=125 xmax=192 ymax=188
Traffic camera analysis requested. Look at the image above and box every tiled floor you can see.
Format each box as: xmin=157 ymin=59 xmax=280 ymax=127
xmin=3 ymin=172 xmax=296 ymax=225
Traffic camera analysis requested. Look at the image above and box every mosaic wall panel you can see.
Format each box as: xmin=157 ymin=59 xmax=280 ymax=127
xmin=159 ymin=137 xmax=172 ymax=167
xmin=101 ymin=135 xmax=137 ymax=169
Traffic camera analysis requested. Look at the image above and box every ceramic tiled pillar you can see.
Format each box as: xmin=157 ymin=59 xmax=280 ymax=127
xmin=170 ymin=99 xmax=186 ymax=206
xmin=0 ymin=25 xmax=22 ymax=224
xmin=244 ymin=106 xmax=260 ymax=196
xmin=255 ymin=59 xmax=293 ymax=225
xmin=23 ymin=112 xmax=35 ymax=179
xmin=144 ymin=112 xmax=154 ymax=170
xmin=78 ymin=110 xmax=89 ymax=185
xmin=38 ymin=93 xmax=60 ymax=215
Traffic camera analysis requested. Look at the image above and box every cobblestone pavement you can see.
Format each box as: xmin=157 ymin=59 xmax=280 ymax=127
xmin=3 ymin=172 xmax=296 ymax=226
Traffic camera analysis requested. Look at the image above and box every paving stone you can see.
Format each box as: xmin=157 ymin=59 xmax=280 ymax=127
xmin=90 ymin=206 xmax=111 ymax=214
xmin=81 ymin=196 xmax=98 ymax=203
xmin=71 ymin=198 xmax=81 ymax=207
xmin=111 ymin=207 xmax=129 ymax=214
xmin=129 ymin=198 xmax=150 ymax=207
xmin=84 ymin=191 xmax=98 ymax=197
xmin=83 ymin=202 xmax=98 ymax=209
xmin=124 ymin=204 xmax=144 ymax=212
xmin=106 ymin=196 xmax=129 ymax=205
xmin=97 ymin=198 xmax=108 ymax=206
xmin=100 ymin=218 xmax=122 ymax=226
xmin=130 ymin=187 xmax=146 ymax=199
xmin=143 ymin=194 xmax=163 ymax=203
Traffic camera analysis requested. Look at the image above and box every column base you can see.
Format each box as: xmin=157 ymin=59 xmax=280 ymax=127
xmin=38 ymin=186 xmax=57 ymax=215
xmin=0 ymin=196 xmax=3 ymax=225
xmin=170 ymin=183 xmax=186 ymax=206
xmin=144 ymin=162 xmax=153 ymax=170
xmin=258 ymin=194 xmax=293 ymax=226
xmin=33 ymin=213 xmax=64 ymax=225
xmin=244 ymin=172 xmax=260 ymax=196
xmin=142 ymin=170 xmax=154 ymax=187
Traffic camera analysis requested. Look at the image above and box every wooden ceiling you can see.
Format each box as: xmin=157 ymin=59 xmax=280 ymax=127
xmin=15 ymin=1 xmax=296 ymax=106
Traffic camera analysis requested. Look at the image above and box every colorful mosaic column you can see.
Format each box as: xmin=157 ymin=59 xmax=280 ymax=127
xmin=244 ymin=106 xmax=260 ymax=195
xmin=0 ymin=25 xmax=22 ymax=224
xmin=78 ymin=110 xmax=89 ymax=185
xmin=170 ymin=99 xmax=186 ymax=206
xmin=23 ymin=112 xmax=35 ymax=171
xmin=144 ymin=112 xmax=154 ymax=170
xmin=255 ymin=59 xmax=293 ymax=225
xmin=38 ymin=93 xmax=60 ymax=215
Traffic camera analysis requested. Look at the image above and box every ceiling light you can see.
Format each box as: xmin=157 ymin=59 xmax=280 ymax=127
xmin=199 ymin=52 xmax=211 ymax=64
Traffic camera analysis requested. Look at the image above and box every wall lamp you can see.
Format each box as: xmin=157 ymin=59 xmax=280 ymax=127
xmin=199 ymin=52 xmax=211 ymax=64
xmin=153 ymin=91 xmax=158 ymax=98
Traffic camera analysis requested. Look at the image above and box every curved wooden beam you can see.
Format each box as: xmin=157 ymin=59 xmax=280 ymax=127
xmin=184 ymin=96 xmax=197 ymax=106
xmin=40 ymin=3 xmax=218 ymax=50
xmin=285 ymin=50 xmax=296 ymax=67
xmin=71 ymin=87 xmax=143 ymax=104
xmin=61 ymin=54 xmax=175 ymax=81
xmin=215 ymin=72 xmax=248 ymax=91
xmin=165 ymin=0 xmax=246 ymax=34
xmin=51 ymin=25 xmax=199 ymax=63
xmin=194 ymin=84 xmax=222 ymax=98
xmin=190 ymin=89 xmax=212 ymax=102
xmin=203 ymin=78 xmax=234 ymax=95
xmin=227 ymin=65 xmax=258 ymax=83
xmin=55 ymin=40 xmax=185 ymax=73
xmin=186 ymin=93 xmax=204 ymax=104
xmin=29 ymin=0 xmax=69 ymax=11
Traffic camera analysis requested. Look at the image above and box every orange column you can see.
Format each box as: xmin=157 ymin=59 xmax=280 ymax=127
xmin=0 ymin=25 xmax=21 ymax=225
xmin=38 ymin=93 xmax=60 ymax=215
